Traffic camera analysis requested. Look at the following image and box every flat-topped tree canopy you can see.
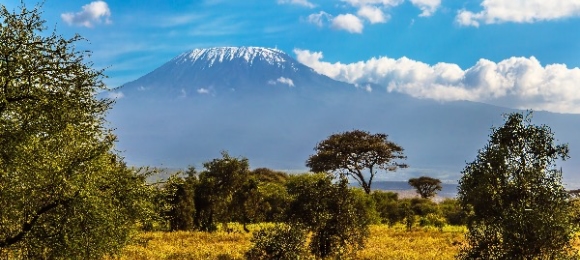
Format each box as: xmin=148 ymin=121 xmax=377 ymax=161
xmin=306 ymin=130 xmax=407 ymax=194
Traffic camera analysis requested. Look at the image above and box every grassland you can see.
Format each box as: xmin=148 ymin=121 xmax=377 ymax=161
xmin=110 ymin=224 xmax=469 ymax=260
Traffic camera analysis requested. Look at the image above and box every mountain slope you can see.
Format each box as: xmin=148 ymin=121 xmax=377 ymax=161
xmin=121 ymin=46 xmax=355 ymax=97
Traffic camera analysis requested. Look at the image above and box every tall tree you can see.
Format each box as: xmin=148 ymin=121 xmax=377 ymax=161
xmin=194 ymin=151 xmax=250 ymax=232
xmin=408 ymin=176 xmax=442 ymax=199
xmin=285 ymin=173 xmax=371 ymax=258
xmin=306 ymin=130 xmax=407 ymax=194
xmin=457 ymin=112 xmax=576 ymax=259
xmin=0 ymin=3 xmax=150 ymax=258
xmin=163 ymin=169 xmax=197 ymax=231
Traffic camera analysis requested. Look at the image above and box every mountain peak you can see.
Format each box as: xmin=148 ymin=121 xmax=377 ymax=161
xmin=175 ymin=46 xmax=288 ymax=67
xmin=121 ymin=46 xmax=356 ymax=97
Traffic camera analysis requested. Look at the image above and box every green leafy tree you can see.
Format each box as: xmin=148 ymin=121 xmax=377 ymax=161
xmin=457 ymin=112 xmax=577 ymax=259
xmin=306 ymin=130 xmax=407 ymax=194
xmin=194 ymin=151 xmax=250 ymax=232
xmin=162 ymin=169 xmax=197 ymax=231
xmin=231 ymin=177 xmax=262 ymax=232
xmin=286 ymin=173 xmax=371 ymax=258
xmin=0 ymin=3 xmax=149 ymax=258
xmin=408 ymin=176 xmax=442 ymax=199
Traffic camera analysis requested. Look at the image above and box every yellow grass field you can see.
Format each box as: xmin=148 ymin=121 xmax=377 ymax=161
xmin=108 ymin=224 xmax=467 ymax=260
xmin=109 ymin=224 xmax=580 ymax=260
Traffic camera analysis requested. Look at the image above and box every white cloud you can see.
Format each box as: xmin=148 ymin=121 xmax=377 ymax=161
xmin=307 ymin=11 xmax=332 ymax=27
xmin=268 ymin=77 xmax=295 ymax=87
xmin=332 ymin=14 xmax=364 ymax=33
xmin=61 ymin=1 xmax=112 ymax=28
xmin=278 ymin=0 xmax=316 ymax=8
xmin=357 ymin=5 xmax=388 ymax=23
xmin=410 ymin=0 xmax=441 ymax=17
xmin=294 ymin=49 xmax=580 ymax=114
xmin=197 ymin=88 xmax=210 ymax=94
xmin=457 ymin=0 xmax=580 ymax=26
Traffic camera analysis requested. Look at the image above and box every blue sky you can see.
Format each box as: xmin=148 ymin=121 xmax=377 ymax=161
xmin=6 ymin=0 xmax=580 ymax=113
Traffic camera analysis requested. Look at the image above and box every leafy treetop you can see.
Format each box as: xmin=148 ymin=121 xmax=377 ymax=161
xmin=457 ymin=112 xmax=575 ymax=259
xmin=306 ymin=130 xmax=407 ymax=194
xmin=408 ymin=176 xmax=442 ymax=199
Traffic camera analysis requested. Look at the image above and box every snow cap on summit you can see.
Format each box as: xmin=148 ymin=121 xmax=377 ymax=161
xmin=175 ymin=47 xmax=288 ymax=67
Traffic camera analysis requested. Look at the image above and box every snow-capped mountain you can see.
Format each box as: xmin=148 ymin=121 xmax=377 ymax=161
xmin=110 ymin=47 xmax=580 ymax=185
xmin=180 ymin=47 xmax=288 ymax=66
xmin=121 ymin=47 xmax=354 ymax=97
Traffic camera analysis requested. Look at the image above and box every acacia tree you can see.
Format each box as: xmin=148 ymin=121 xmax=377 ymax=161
xmin=457 ymin=112 xmax=577 ymax=259
xmin=0 ymin=3 xmax=149 ymax=258
xmin=408 ymin=176 xmax=442 ymax=199
xmin=306 ymin=130 xmax=407 ymax=194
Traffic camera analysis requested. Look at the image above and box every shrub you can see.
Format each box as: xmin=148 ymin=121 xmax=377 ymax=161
xmin=371 ymin=191 xmax=401 ymax=226
xmin=245 ymin=224 xmax=308 ymax=260
xmin=438 ymin=198 xmax=467 ymax=226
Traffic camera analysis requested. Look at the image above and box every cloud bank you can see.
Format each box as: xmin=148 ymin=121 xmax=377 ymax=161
xmin=457 ymin=0 xmax=580 ymax=27
xmin=294 ymin=49 xmax=580 ymax=114
xmin=61 ymin=1 xmax=112 ymax=28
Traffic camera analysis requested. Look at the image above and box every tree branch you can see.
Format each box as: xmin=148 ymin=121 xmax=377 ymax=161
xmin=0 ymin=195 xmax=75 ymax=248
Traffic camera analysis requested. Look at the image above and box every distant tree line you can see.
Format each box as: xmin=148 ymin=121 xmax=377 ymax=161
xmin=144 ymin=151 xmax=465 ymax=258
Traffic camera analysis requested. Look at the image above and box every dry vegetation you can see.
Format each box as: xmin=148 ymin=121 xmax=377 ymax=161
xmin=109 ymin=224 xmax=580 ymax=260
xmin=109 ymin=224 xmax=468 ymax=260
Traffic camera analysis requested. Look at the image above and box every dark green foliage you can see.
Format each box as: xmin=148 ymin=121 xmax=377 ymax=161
xmin=457 ymin=112 xmax=577 ymax=259
xmin=306 ymin=130 xmax=407 ymax=194
xmin=253 ymin=181 xmax=290 ymax=223
xmin=371 ymin=191 xmax=402 ymax=225
xmin=439 ymin=198 xmax=468 ymax=226
xmin=399 ymin=200 xmax=415 ymax=231
xmin=409 ymin=198 xmax=439 ymax=216
xmin=351 ymin=188 xmax=381 ymax=224
xmin=396 ymin=198 xmax=441 ymax=229
xmin=194 ymin=152 xmax=251 ymax=232
xmin=232 ymin=168 xmax=291 ymax=226
xmin=231 ymin=177 xmax=262 ymax=232
xmin=164 ymin=169 xmax=197 ymax=231
xmin=569 ymin=198 xmax=580 ymax=230
xmin=0 ymin=3 xmax=151 ymax=258
xmin=408 ymin=176 xmax=442 ymax=199
xmin=250 ymin=168 xmax=289 ymax=184
xmin=245 ymin=224 xmax=308 ymax=260
xmin=286 ymin=173 xmax=371 ymax=258
xmin=419 ymin=214 xmax=446 ymax=231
